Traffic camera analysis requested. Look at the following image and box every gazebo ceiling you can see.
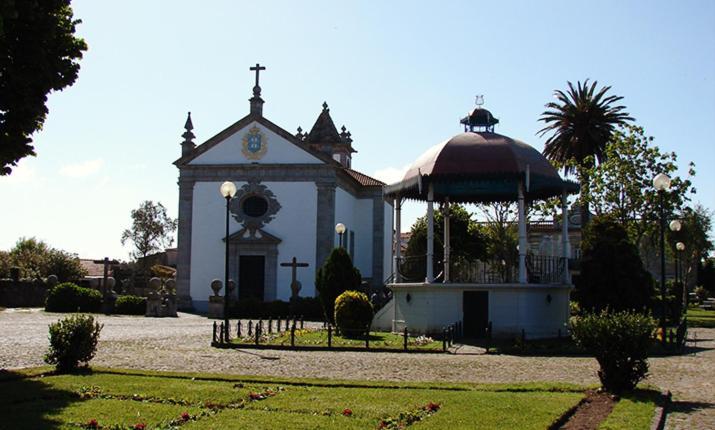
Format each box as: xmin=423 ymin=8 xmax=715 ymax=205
xmin=384 ymin=131 xmax=579 ymax=203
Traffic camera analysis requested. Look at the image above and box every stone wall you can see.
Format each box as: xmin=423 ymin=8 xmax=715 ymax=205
xmin=0 ymin=280 xmax=50 ymax=307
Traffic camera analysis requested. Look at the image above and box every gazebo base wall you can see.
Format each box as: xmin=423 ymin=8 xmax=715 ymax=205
xmin=386 ymin=283 xmax=572 ymax=340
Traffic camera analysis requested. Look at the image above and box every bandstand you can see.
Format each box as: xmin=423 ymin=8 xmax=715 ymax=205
xmin=374 ymin=105 xmax=579 ymax=339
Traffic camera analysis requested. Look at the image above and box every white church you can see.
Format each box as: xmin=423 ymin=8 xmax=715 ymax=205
xmin=173 ymin=64 xmax=393 ymax=312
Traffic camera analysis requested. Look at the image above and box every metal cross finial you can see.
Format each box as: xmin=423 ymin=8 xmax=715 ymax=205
xmin=250 ymin=63 xmax=266 ymax=87
xmin=475 ymin=95 xmax=484 ymax=107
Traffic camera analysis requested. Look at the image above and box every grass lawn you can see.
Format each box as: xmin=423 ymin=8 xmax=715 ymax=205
xmin=598 ymin=389 xmax=662 ymax=430
xmin=231 ymin=327 xmax=445 ymax=351
xmin=686 ymin=305 xmax=715 ymax=328
xmin=0 ymin=368 xmax=594 ymax=429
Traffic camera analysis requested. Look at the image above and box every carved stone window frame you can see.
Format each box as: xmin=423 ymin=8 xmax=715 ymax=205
xmin=229 ymin=179 xmax=281 ymax=234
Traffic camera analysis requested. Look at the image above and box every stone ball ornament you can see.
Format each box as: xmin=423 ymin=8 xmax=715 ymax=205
xmin=46 ymin=274 xmax=58 ymax=286
xmin=149 ymin=277 xmax=162 ymax=291
xmin=210 ymin=279 xmax=223 ymax=296
xmin=227 ymin=279 xmax=236 ymax=293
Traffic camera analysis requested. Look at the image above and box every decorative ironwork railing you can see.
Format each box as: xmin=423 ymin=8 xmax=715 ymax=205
xmin=395 ymin=254 xmax=567 ymax=285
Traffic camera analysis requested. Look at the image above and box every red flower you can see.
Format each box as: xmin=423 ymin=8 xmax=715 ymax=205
xmin=180 ymin=411 xmax=191 ymax=421
xmin=133 ymin=424 xmax=146 ymax=430
xmin=425 ymin=402 xmax=440 ymax=412
xmin=342 ymin=408 xmax=353 ymax=417
xmin=378 ymin=420 xmax=388 ymax=429
xmin=86 ymin=419 xmax=99 ymax=429
xmin=249 ymin=392 xmax=262 ymax=400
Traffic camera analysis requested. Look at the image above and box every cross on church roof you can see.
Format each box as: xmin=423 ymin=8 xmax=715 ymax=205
xmin=250 ymin=63 xmax=266 ymax=88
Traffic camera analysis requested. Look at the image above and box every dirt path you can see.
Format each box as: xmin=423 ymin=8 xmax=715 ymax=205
xmin=1 ymin=308 xmax=712 ymax=428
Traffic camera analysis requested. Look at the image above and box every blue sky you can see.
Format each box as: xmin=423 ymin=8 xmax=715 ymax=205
xmin=1 ymin=0 xmax=713 ymax=260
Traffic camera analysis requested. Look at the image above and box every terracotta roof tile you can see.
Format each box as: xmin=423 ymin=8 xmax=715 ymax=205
xmin=343 ymin=168 xmax=385 ymax=187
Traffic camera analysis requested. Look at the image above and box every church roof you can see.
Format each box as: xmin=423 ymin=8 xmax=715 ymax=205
xmin=304 ymin=102 xmax=342 ymax=147
xmin=342 ymin=168 xmax=384 ymax=187
xmin=173 ymin=113 xmax=337 ymax=167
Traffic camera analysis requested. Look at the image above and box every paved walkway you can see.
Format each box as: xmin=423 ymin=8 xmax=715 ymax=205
xmin=1 ymin=308 xmax=712 ymax=429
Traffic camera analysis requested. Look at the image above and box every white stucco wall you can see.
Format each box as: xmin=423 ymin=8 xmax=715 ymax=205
xmin=383 ymin=201 xmax=393 ymax=283
xmin=189 ymin=180 xmax=317 ymax=307
xmin=390 ymin=284 xmax=571 ymax=339
xmin=334 ymin=188 xmax=374 ymax=279
xmin=189 ymin=121 xmax=323 ymax=165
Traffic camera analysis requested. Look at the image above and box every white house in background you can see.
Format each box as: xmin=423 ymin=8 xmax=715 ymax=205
xmin=173 ymin=65 xmax=392 ymax=312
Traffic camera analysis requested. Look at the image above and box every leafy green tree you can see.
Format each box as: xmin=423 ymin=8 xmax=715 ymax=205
xmin=121 ymin=201 xmax=178 ymax=262
xmin=402 ymin=205 xmax=487 ymax=282
xmin=586 ymin=125 xmax=696 ymax=246
xmin=669 ymin=205 xmax=713 ymax=288
xmin=315 ymin=247 xmax=361 ymax=324
xmin=6 ymin=237 xmax=86 ymax=281
xmin=538 ymin=80 xmax=633 ymax=226
xmin=576 ymin=217 xmax=653 ymax=313
xmin=0 ymin=0 xmax=87 ymax=175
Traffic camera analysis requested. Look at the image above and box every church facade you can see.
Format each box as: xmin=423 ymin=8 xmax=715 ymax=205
xmin=173 ymin=66 xmax=392 ymax=311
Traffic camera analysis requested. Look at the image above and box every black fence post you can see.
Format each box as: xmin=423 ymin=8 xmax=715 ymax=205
xmin=248 ymin=320 xmax=253 ymax=337
xmin=219 ymin=322 xmax=225 ymax=344
xmin=285 ymin=317 xmax=290 ymax=331
xmin=237 ymin=320 xmax=242 ymax=338
xmin=290 ymin=323 xmax=296 ymax=347
xmin=225 ymin=321 xmax=231 ymax=342
xmin=442 ymin=327 xmax=447 ymax=352
xmin=212 ymin=321 xmax=217 ymax=344
xmin=403 ymin=327 xmax=408 ymax=351
xmin=365 ymin=328 xmax=369 ymax=349
xmin=300 ymin=316 xmax=304 ymax=329
xmin=328 ymin=324 xmax=332 ymax=349
xmin=268 ymin=318 xmax=272 ymax=334
xmin=255 ymin=324 xmax=261 ymax=345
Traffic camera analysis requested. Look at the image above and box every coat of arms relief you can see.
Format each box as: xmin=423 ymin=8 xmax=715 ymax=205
xmin=242 ymin=126 xmax=267 ymax=160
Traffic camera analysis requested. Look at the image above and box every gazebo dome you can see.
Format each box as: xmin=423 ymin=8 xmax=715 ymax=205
xmin=384 ymin=130 xmax=578 ymax=203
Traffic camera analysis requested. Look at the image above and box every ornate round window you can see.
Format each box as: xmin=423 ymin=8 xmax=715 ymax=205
xmin=242 ymin=195 xmax=269 ymax=217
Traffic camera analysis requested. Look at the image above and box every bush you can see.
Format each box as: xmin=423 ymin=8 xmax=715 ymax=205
xmin=571 ymin=310 xmax=656 ymax=394
xmin=334 ymin=290 xmax=373 ymax=338
xmin=44 ymin=314 xmax=103 ymax=372
xmin=45 ymin=282 xmax=102 ymax=313
xmin=114 ymin=295 xmax=146 ymax=315
xmin=316 ymin=248 xmax=361 ymax=324
xmin=576 ymin=217 xmax=653 ymax=313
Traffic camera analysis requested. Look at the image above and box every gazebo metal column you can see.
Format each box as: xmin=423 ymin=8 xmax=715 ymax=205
xmin=443 ymin=197 xmax=451 ymax=283
xmin=394 ymin=196 xmax=402 ymax=283
xmin=426 ymin=183 xmax=435 ymax=283
xmin=517 ymin=180 xmax=527 ymax=283
xmin=561 ymin=189 xmax=571 ymax=284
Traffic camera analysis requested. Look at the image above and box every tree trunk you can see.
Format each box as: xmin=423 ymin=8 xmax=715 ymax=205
xmin=580 ymin=170 xmax=591 ymax=227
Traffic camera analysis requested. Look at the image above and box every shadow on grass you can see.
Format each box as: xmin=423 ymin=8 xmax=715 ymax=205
xmin=0 ymin=368 xmax=84 ymax=430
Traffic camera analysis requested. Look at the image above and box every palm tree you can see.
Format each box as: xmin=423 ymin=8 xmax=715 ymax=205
xmin=538 ymin=80 xmax=633 ymax=226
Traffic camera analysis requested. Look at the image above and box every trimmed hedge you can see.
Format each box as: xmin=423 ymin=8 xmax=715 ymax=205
xmin=44 ymin=314 xmax=102 ymax=372
xmin=571 ymin=310 xmax=656 ymax=394
xmin=334 ymin=290 xmax=374 ymax=337
xmin=45 ymin=282 xmax=102 ymax=313
xmin=115 ymin=295 xmax=146 ymax=315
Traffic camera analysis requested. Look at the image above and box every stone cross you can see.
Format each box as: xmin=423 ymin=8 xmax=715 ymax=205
xmin=250 ymin=63 xmax=266 ymax=87
xmin=280 ymin=257 xmax=309 ymax=298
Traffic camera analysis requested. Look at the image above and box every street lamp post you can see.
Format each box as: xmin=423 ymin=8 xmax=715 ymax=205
xmin=676 ymin=241 xmax=686 ymax=310
xmin=335 ymin=223 xmax=346 ymax=248
xmin=220 ymin=181 xmax=237 ymax=341
xmin=670 ymin=220 xmax=682 ymax=284
xmin=653 ymin=173 xmax=671 ymax=343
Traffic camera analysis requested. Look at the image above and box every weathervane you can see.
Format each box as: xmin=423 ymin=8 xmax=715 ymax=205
xmin=475 ymin=95 xmax=484 ymax=107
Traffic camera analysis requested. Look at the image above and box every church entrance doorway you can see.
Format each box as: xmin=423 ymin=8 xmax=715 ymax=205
xmin=462 ymin=291 xmax=488 ymax=338
xmin=239 ymin=255 xmax=265 ymax=300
